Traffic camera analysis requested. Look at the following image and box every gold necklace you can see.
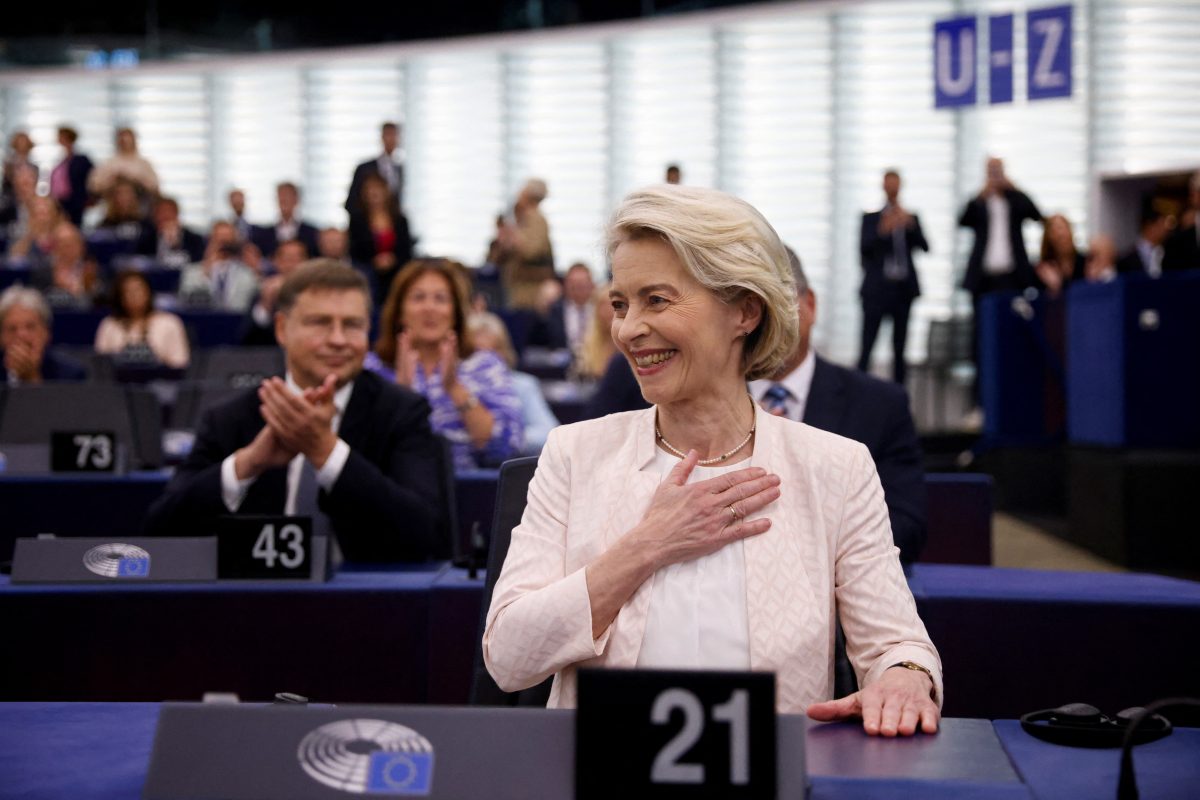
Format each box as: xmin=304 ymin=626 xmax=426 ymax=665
xmin=655 ymin=395 xmax=757 ymax=466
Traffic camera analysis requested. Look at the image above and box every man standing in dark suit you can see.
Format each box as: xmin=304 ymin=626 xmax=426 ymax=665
xmin=749 ymin=249 xmax=926 ymax=563
xmin=48 ymin=127 xmax=93 ymax=228
xmin=1117 ymin=204 xmax=1173 ymax=278
xmin=858 ymin=169 xmax=927 ymax=385
xmin=144 ymin=261 xmax=444 ymax=563
xmin=253 ymin=182 xmax=320 ymax=258
xmin=958 ymin=158 xmax=1042 ymax=413
xmin=345 ymin=122 xmax=404 ymax=220
xmin=0 ymin=286 xmax=86 ymax=384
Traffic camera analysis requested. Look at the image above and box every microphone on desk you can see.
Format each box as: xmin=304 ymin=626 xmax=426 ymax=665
xmin=1118 ymin=697 xmax=1200 ymax=800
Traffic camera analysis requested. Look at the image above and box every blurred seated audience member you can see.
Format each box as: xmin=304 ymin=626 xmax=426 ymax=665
xmin=1034 ymin=214 xmax=1084 ymax=297
xmin=253 ymin=181 xmax=319 ymax=258
xmin=178 ymin=221 xmax=260 ymax=312
xmin=88 ymin=127 xmax=159 ymax=200
xmin=95 ymin=270 xmax=189 ymax=368
xmin=96 ymin=178 xmax=154 ymax=248
xmin=317 ymin=226 xmax=350 ymax=263
xmin=31 ymin=222 xmax=105 ymax=309
xmin=468 ymin=310 xmax=559 ymax=454
xmin=143 ymin=261 xmax=444 ymax=563
xmin=49 ymin=126 xmax=94 ymax=227
xmin=367 ymin=258 xmax=523 ymax=469
xmin=1117 ymin=206 xmax=1174 ymax=278
xmin=582 ymin=351 xmax=649 ymax=420
xmin=227 ymin=188 xmax=259 ymax=245
xmin=748 ymin=248 xmax=926 ymax=564
xmin=0 ymin=285 xmax=86 ymax=384
xmin=1084 ymin=234 xmax=1119 ymax=283
xmin=573 ymin=283 xmax=617 ymax=381
xmin=1163 ymin=170 xmax=1200 ymax=272
xmin=0 ymin=164 xmax=38 ymax=240
xmin=497 ymin=178 xmax=555 ymax=310
xmin=533 ymin=262 xmax=595 ymax=352
xmin=6 ymin=195 xmax=62 ymax=262
xmin=665 ymin=163 xmax=682 ymax=184
xmin=2 ymin=131 xmax=36 ymax=212
xmin=148 ymin=196 xmax=206 ymax=268
xmin=349 ymin=173 xmax=413 ymax=304
xmin=242 ymin=239 xmax=309 ymax=346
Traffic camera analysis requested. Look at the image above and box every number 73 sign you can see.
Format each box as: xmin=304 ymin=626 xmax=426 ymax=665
xmin=934 ymin=4 xmax=1072 ymax=109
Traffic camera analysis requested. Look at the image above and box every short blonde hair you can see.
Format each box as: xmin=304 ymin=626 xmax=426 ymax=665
xmin=605 ymin=185 xmax=799 ymax=381
xmin=467 ymin=311 xmax=517 ymax=369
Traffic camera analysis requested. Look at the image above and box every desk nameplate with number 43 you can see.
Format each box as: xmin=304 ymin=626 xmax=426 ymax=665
xmin=576 ymin=668 xmax=777 ymax=800
xmin=216 ymin=516 xmax=327 ymax=581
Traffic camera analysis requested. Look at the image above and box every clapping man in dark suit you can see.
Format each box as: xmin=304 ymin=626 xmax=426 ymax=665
xmin=858 ymin=169 xmax=927 ymax=385
xmin=749 ymin=248 xmax=926 ymax=563
xmin=0 ymin=286 xmax=87 ymax=384
xmin=144 ymin=261 xmax=445 ymax=563
xmin=345 ymin=122 xmax=404 ymax=220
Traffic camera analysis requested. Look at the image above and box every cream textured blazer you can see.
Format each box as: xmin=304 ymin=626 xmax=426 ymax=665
xmin=483 ymin=404 xmax=943 ymax=713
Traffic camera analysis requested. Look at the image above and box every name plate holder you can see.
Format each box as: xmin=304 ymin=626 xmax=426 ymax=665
xmin=10 ymin=536 xmax=216 ymax=583
xmin=216 ymin=515 xmax=329 ymax=583
xmin=576 ymin=668 xmax=783 ymax=800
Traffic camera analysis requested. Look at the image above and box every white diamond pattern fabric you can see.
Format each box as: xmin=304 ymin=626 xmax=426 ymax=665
xmin=482 ymin=404 xmax=942 ymax=712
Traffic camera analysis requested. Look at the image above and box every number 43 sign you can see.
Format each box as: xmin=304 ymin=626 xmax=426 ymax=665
xmin=577 ymin=669 xmax=776 ymax=799
xmin=217 ymin=516 xmax=312 ymax=579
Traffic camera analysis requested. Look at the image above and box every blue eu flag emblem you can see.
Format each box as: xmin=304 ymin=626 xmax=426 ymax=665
xmin=117 ymin=558 xmax=150 ymax=577
xmin=366 ymin=751 xmax=434 ymax=795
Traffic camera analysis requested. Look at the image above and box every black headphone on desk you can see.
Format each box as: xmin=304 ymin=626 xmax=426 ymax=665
xmin=1019 ymin=702 xmax=1172 ymax=748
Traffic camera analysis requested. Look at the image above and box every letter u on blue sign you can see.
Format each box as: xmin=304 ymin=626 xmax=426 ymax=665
xmin=934 ymin=17 xmax=977 ymax=108
xmin=366 ymin=752 xmax=433 ymax=795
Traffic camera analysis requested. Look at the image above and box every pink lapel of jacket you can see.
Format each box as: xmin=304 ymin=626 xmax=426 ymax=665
xmin=741 ymin=406 xmax=823 ymax=707
xmin=598 ymin=406 xmax=666 ymax=667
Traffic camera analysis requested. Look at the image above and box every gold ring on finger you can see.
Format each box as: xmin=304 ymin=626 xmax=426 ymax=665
xmin=726 ymin=504 xmax=741 ymax=522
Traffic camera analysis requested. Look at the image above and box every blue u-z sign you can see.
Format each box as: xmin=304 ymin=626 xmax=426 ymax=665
xmin=934 ymin=5 xmax=1072 ymax=108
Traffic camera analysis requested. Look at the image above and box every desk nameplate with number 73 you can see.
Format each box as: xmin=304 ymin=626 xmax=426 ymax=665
xmin=576 ymin=668 xmax=778 ymax=800
xmin=216 ymin=516 xmax=327 ymax=581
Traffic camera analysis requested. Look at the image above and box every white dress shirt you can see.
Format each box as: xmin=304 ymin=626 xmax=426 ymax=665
xmin=563 ymin=301 xmax=592 ymax=352
xmin=636 ymin=448 xmax=751 ymax=670
xmin=219 ymin=374 xmax=354 ymax=513
xmin=983 ymin=194 xmax=1014 ymax=274
xmin=748 ymin=348 xmax=817 ymax=423
xmin=1136 ymin=238 xmax=1164 ymax=278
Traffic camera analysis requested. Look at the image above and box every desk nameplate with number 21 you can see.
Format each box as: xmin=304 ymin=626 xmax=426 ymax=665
xmin=576 ymin=668 xmax=776 ymax=800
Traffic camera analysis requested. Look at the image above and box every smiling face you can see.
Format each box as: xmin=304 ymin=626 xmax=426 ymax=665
xmin=275 ymin=288 xmax=369 ymax=389
xmin=400 ymin=270 xmax=456 ymax=349
xmin=610 ymin=236 xmax=757 ymax=407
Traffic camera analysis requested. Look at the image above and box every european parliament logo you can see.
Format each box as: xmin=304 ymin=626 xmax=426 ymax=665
xmin=82 ymin=543 xmax=151 ymax=579
xmin=298 ymin=719 xmax=434 ymax=795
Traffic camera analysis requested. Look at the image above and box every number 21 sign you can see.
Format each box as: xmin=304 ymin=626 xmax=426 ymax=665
xmin=576 ymin=668 xmax=776 ymax=799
